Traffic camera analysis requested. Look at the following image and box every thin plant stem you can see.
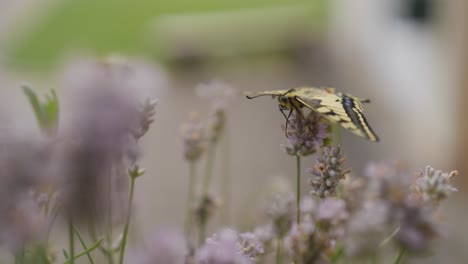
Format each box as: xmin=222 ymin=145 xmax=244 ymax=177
xmin=185 ymin=161 xmax=196 ymax=235
xmin=88 ymin=218 xmax=114 ymax=262
xmin=199 ymin=222 xmax=206 ymax=246
xmin=296 ymin=155 xmax=301 ymax=225
xmin=394 ymin=246 xmax=406 ymax=264
xmin=14 ymin=247 xmax=25 ymax=264
xmin=332 ymin=124 xmax=342 ymax=144
xmin=68 ymin=218 xmax=75 ymax=264
xmin=118 ymin=175 xmax=136 ymax=264
xmin=371 ymin=252 xmax=379 ymax=264
xmin=73 ymin=225 xmax=96 ymax=264
xmin=276 ymin=237 xmax=283 ymax=264
xmin=201 ymin=143 xmax=215 ymax=196
xmin=221 ymin=127 xmax=231 ymax=225
xmin=106 ymin=168 xmax=114 ymax=264
xmin=199 ymin=142 xmax=216 ymax=244
xmin=379 ymin=226 xmax=400 ymax=248
xmin=65 ymin=238 xmax=103 ymax=264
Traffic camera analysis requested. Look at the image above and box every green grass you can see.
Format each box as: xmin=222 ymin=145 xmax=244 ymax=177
xmin=5 ymin=0 xmax=327 ymax=70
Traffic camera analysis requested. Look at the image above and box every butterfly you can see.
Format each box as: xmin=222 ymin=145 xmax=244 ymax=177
xmin=244 ymin=87 xmax=379 ymax=142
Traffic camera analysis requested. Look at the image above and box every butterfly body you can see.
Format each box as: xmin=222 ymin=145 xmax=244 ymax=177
xmin=244 ymin=87 xmax=379 ymax=142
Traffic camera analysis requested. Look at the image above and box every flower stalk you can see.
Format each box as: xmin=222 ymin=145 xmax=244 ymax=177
xmin=276 ymin=237 xmax=283 ymax=264
xmin=185 ymin=161 xmax=196 ymax=236
xmin=69 ymin=218 xmax=75 ymax=264
xmin=394 ymin=246 xmax=406 ymax=264
xmin=296 ymin=155 xmax=301 ymax=225
xmin=118 ymin=166 xmax=145 ymax=264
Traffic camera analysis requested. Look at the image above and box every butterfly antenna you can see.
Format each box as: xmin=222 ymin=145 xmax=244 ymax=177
xmin=245 ymin=94 xmax=274 ymax=99
xmin=360 ymin=99 xmax=371 ymax=103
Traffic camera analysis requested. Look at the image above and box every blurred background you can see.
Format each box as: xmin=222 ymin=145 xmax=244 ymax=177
xmin=0 ymin=0 xmax=466 ymax=262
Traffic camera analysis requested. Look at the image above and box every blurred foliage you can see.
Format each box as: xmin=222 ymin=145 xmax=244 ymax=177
xmin=22 ymin=85 xmax=59 ymax=134
xmin=5 ymin=0 xmax=327 ymax=70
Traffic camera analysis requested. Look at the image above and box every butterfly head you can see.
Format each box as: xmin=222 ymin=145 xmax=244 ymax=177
xmin=278 ymin=95 xmax=292 ymax=110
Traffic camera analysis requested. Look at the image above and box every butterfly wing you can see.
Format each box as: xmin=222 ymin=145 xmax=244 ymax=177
xmin=243 ymin=90 xmax=288 ymax=99
xmin=294 ymin=89 xmax=379 ymax=142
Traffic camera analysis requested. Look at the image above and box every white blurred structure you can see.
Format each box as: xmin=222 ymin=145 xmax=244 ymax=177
xmin=330 ymin=0 xmax=467 ymax=169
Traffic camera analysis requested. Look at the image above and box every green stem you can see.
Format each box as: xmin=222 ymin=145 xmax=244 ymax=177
xmin=68 ymin=218 xmax=75 ymax=264
xmin=371 ymin=252 xmax=379 ymax=264
xmin=185 ymin=161 xmax=196 ymax=236
xmin=201 ymin=143 xmax=215 ymax=196
xmin=199 ymin=222 xmax=206 ymax=246
xmin=296 ymin=155 xmax=301 ymax=225
xmin=276 ymin=237 xmax=283 ymax=264
xmin=106 ymin=169 xmax=114 ymax=264
xmin=88 ymin=219 xmax=114 ymax=263
xmin=14 ymin=247 xmax=25 ymax=264
xmin=379 ymin=226 xmax=400 ymax=248
xmin=393 ymin=246 xmax=406 ymax=264
xmin=332 ymin=124 xmax=342 ymax=144
xmin=118 ymin=176 xmax=136 ymax=264
xmin=73 ymin=225 xmax=95 ymax=264
xmin=199 ymin=142 xmax=216 ymax=244
xmin=221 ymin=128 xmax=231 ymax=225
xmin=65 ymin=238 xmax=103 ymax=264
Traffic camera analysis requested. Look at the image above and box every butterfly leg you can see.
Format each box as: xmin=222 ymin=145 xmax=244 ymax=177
xmin=279 ymin=106 xmax=293 ymax=137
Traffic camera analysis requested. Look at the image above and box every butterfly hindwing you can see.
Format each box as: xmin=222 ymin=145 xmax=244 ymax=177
xmin=294 ymin=90 xmax=379 ymax=142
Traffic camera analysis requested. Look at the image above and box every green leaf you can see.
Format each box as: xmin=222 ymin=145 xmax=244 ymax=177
xmin=330 ymin=244 xmax=346 ymax=264
xmin=22 ymin=85 xmax=59 ymax=134
xmin=21 ymin=245 xmax=51 ymax=264
xmin=62 ymin=249 xmax=69 ymax=260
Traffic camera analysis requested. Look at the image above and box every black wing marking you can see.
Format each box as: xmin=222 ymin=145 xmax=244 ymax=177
xmin=295 ymin=94 xmax=379 ymax=142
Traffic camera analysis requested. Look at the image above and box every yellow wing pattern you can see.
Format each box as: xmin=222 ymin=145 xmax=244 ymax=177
xmin=294 ymin=88 xmax=379 ymax=142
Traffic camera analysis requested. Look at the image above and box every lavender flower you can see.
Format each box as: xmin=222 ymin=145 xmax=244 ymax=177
xmin=129 ymin=229 xmax=188 ymax=264
xmin=308 ymin=145 xmax=350 ymax=198
xmin=363 ymin=161 xmax=411 ymax=203
xmin=395 ymin=200 xmax=438 ymax=252
xmin=180 ymin=112 xmax=207 ymax=162
xmin=284 ymin=218 xmax=326 ymax=264
xmin=346 ymin=200 xmax=393 ymax=257
xmin=299 ymin=195 xmax=317 ymax=215
xmin=0 ymin=135 xmax=51 ymax=251
xmin=196 ymin=229 xmax=253 ymax=264
xmin=253 ymin=224 xmax=276 ymax=246
xmin=283 ymin=111 xmax=329 ymax=156
xmin=238 ymin=232 xmax=265 ymax=259
xmin=207 ymin=102 xmax=227 ymax=143
xmin=133 ymin=98 xmax=158 ymax=140
xmin=195 ymin=80 xmax=236 ymax=143
xmin=413 ymin=166 xmax=458 ymax=204
xmin=317 ymin=198 xmax=349 ymax=228
xmin=58 ymin=88 xmax=139 ymax=224
xmin=267 ymin=193 xmax=295 ymax=238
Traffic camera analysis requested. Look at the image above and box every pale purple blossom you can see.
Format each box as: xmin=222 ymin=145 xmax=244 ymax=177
xmin=308 ymin=145 xmax=350 ymax=198
xmin=283 ymin=111 xmax=328 ymax=156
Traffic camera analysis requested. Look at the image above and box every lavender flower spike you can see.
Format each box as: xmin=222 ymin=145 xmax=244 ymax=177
xmin=180 ymin=112 xmax=206 ymax=162
xmin=414 ymin=165 xmax=458 ymax=204
xmin=308 ymin=145 xmax=351 ymax=198
xmin=282 ymin=111 xmax=329 ymax=156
